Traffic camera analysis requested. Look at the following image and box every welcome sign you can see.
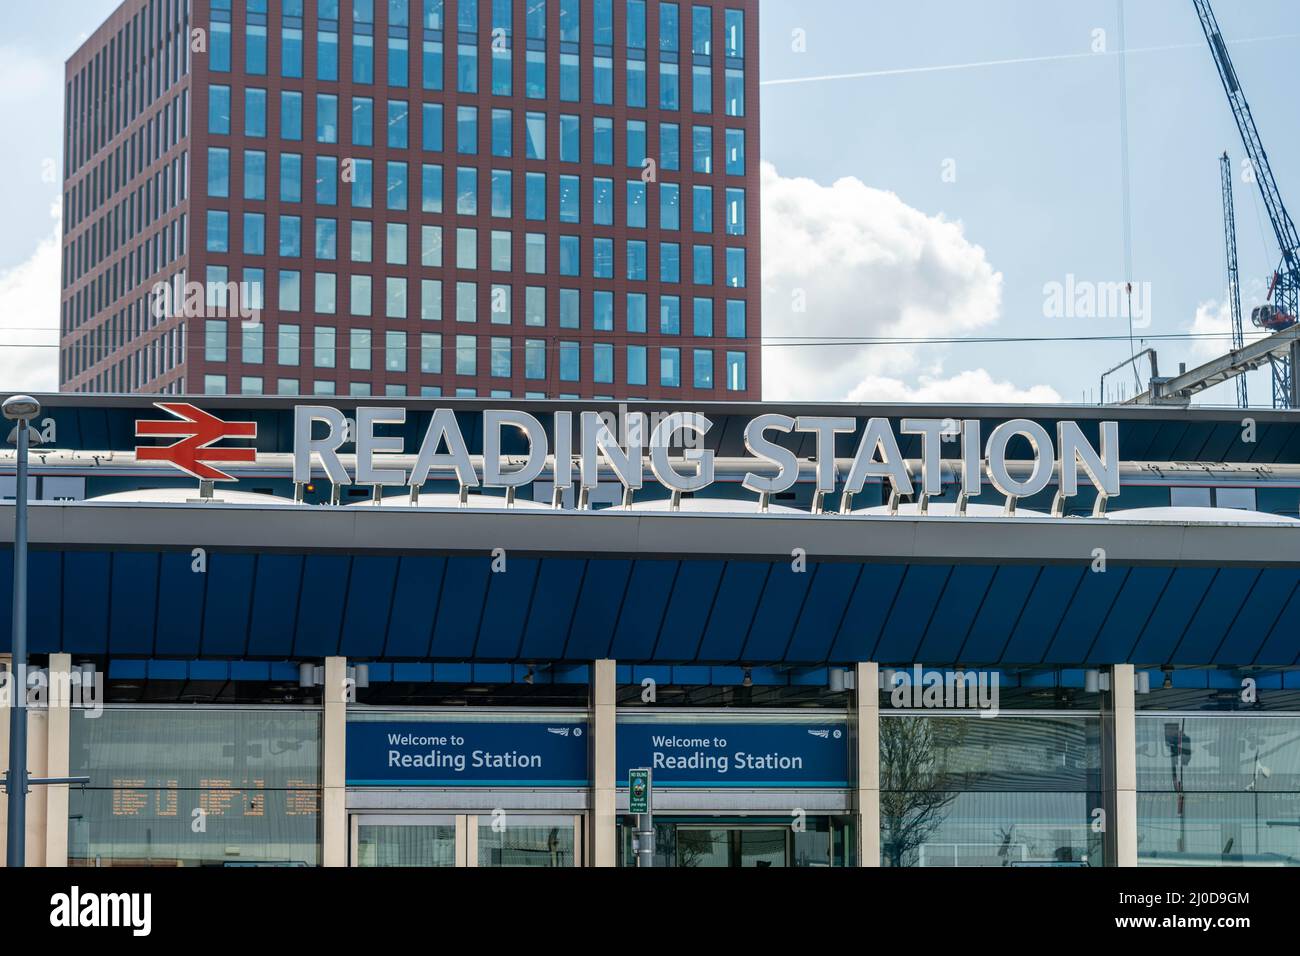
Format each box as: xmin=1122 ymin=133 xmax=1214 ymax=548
xmin=346 ymin=720 xmax=589 ymax=786
xmin=616 ymin=719 xmax=850 ymax=787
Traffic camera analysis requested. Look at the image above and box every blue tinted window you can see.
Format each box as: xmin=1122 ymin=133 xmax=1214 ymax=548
xmin=692 ymin=297 xmax=712 ymax=336
xmin=422 ymin=164 xmax=444 ymax=212
xmin=245 ymin=88 xmax=267 ymax=136
xmin=389 ymin=37 xmax=409 ymax=87
xmin=244 ymin=150 xmax=267 ymax=200
xmin=281 ymin=91 xmax=303 ymax=140
xmin=593 ymin=178 xmax=614 ymax=225
xmin=660 ymin=295 xmax=680 ymax=334
xmin=316 ymin=156 xmax=338 ymax=204
xmin=661 ymin=347 xmax=680 ymax=387
xmin=526 ymin=172 xmax=546 ymax=220
xmin=559 ymin=175 xmax=580 ymax=223
xmin=725 ymin=128 xmax=744 ymax=175
xmin=693 ymin=349 xmax=713 ymax=388
xmin=627 ymin=120 xmax=647 ymax=167
xmin=317 ymin=28 xmax=338 ymax=80
xmin=207 ymin=148 xmax=230 ymax=197
xmin=354 ymin=34 xmax=374 ymax=83
xmin=660 ymin=243 xmax=680 ymax=283
xmin=594 ymin=290 xmax=614 ymax=331
xmin=388 ymin=100 xmax=409 ymax=147
xmin=726 ymin=300 xmax=745 ymax=337
xmin=627 ymin=181 xmax=647 ymax=228
xmin=423 ymin=103 xmax=444 ymax=151
xmin=725 ymin=247 xmax=745 ymax=287
xmin=691 ymin=244 xmax=712 ymax=284
xmin=627 ymin=345 xmax=647 ymax=385
xmin=280 ymin=154 xmax=302 ymax=202
xmin=316 ymin=94 xmax=339 ymax=142
xmin=243 ymin=213 xmax=266 ymax=255
xmin=209 ymin=86 xmax=231 ymax=134
xmin=627 ymin=293 xmax=647 ymax=332
xmin=458 ymin=106 xmax=478 ymax=153
xmin=352 ymin=97 xmax=374 ymax=146
xmin=660 ymin=183 xmax=679 ymax=230
xmin=660 ymin=123 xmax=680 ymax=169
xmin=279 ymin=215 xmax=302 ymax=257
xmin=387 ymin=161 xmax=408 ymax=210
xmin=560 ymin=115 xmax=580 ymax=162
xmin=352 ymin=159 xmax=373 ymax=207
xmin=627 ymin=240 xmax=647 ymax=280
xmin=692 ymin=185 xmax=712 ymax=232
xmin=594 ymin=238 xmax=615 ymax=278
xmin=492 ymin=108 xmax=512 ymax=156
xmin=206 ymin=210 xmax=229 ymax=252
xmin=593 ymin=117 xmax=613 ymax=164
xmin=559 ymin=236 xmax=580 ymax=276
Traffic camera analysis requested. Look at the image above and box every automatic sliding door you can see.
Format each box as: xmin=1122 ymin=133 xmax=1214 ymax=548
xmin=352 ymin=814 xmax=458 ymax=867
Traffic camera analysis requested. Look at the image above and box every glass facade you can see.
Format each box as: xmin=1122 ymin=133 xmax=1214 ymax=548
xmin=68 ymin=708 xmax=322 ymax=867
xmin=879 ymin=713 xmax=1104 ymax=867
xmin=1137 ymin=715 xmax=1300 ymax=866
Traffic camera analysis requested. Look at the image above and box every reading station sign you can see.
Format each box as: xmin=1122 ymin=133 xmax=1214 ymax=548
xmin=138 ymin=404 xmax=1123 ymax=508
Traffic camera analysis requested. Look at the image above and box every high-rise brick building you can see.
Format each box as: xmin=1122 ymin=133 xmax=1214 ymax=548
xmin=60 ymin=0 xmax=761 ymax=400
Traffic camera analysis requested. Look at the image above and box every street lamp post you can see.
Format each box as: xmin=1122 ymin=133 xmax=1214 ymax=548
xmin=4 ymin=394 xmax=40 ymax=867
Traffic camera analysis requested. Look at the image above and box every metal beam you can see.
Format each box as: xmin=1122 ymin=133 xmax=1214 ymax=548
xmin=1122 ymin=325 xmax=1300 ymax=405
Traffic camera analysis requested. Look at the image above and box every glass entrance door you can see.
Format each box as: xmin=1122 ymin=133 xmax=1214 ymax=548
xmin=352 ymin=814 xmax=459 ymax=867
xmin=677 ymin=826 xmax=790 ymax=867
xmin=350 ymin=813 xmax=583 ymax=867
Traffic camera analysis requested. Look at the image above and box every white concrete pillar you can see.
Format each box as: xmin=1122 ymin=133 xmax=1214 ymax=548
xmin=589 ymin=659 xmax=617 ymax=867
xmin=1112 ymin=664 xmax=1138 ymax=867
xmin=44 ymin=653 xmax=73 ymax=867
xmin=854 ymin=662 xmax=880 ymax=866
xmin=321 ymin=656 xmax=348 ymax=867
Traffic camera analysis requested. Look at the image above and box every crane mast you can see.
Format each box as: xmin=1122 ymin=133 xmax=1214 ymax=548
xmin=1194 ymin=0 xmax=1300 ymax=407
xmin=1221 ymin=152 xmax=1248 ymax=408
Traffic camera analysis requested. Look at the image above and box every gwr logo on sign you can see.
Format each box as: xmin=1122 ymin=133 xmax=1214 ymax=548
xmin=134 ymin=403 xmax=256 ymax=481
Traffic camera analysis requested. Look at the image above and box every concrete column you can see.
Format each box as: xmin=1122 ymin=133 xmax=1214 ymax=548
xmin=321 ymin=656 xmax=348 ymax=867
xmin=588 ymin=659 xmax=617 ymax=867
xmin=854 ymin=662 xmax=880 ymax=867
xmin=1112 ymin=664 xmax=1138 ymax=867
xmin=44 ymin=654 xmax=72 ymax=867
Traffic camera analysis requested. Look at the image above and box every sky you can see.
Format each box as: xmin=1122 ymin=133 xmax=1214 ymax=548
xmin=2 ymin=0 xmax=1299 ymax=407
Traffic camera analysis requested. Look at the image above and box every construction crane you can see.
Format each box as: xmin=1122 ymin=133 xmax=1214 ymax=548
xmin=1220 ymin=151 xmax=1248 ymax=408
xmin=1195 ymin=0 xmax=1300 ymax=408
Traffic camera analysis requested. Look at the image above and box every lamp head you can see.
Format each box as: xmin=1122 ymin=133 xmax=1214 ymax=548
xmin=2 ymin=395 xmax=40 ymax=422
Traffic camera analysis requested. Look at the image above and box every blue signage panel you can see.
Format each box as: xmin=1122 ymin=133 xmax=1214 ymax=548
xmin=347 ymin=720 xmax=588 ymax=786
xmin=616 ymin=720 xmax=849 ymax=787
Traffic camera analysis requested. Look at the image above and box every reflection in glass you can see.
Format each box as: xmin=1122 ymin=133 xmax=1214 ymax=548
xmin=880 ymin=714 xmax=1103 ymax=867
xmin=1137 ymin=716 xmax=1300 ymax=866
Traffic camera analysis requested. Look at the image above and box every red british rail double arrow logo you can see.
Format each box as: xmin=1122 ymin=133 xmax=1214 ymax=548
xmin=134 ymin=403 xmax=257 ymax=481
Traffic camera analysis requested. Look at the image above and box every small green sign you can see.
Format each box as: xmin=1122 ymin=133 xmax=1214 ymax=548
xmin=629 ymin=768 xmax=651 ymax=814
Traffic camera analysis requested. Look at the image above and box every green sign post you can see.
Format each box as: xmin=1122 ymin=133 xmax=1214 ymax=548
xmin=629 ymin=768 xmax=651 ymax=813
xmin=629 ymin=768 xmax=653 ymax=866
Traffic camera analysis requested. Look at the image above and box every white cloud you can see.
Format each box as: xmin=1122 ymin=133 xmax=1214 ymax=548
xmin=759 ymin=161 xmax=1058 ymax=403
xmin=847 ymin=367 xmax=1062 ymax=404
xmin=1188 ymin=297 xmax=1233 ymax=362
xmin=0 ymin=201 xmax=61 ymax=392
